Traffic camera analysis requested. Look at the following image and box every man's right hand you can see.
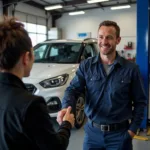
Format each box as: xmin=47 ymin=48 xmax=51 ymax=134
xmin=63 ymin=106 xmax=75 ymax=128
xmin=57 ymin=106 xmax=75 ymax=128
xmin=57 ymin=108 xmax=67 ymax=125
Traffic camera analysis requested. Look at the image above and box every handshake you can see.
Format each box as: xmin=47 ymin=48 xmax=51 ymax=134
xmin=57 ymin=106 xmax=75 ymax=128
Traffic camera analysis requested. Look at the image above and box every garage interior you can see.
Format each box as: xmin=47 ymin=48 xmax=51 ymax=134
xmin=0 ymin=0 xmax=150 ymax=150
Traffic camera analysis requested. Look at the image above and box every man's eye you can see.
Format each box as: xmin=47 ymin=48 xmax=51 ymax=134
xmin=107 ymin=36 xmax=113 ymax=40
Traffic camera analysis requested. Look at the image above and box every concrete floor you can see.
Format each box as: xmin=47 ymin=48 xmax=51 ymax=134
xmin=52 ymin=119 xmax=150 ymax=150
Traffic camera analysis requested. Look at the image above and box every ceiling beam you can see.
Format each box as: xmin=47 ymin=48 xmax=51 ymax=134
xmin=40 ymin=0 xmax=51 ymax=5
xmin=53 ymin=0 xmax=87 ymax=6
xmin=127 ymin=0 xmax=132 ymax=3
xmin=61 ymin=0 xmax=67 ymax=5
xmin=25 ymin=1 xmax=44 ymax=9
xmin=2 ymin=0 xmax=30 ymax=7
xmin=52 ymin=1 xmax=136 ymax=15
xmin=22 ymin=0 xmax=136 ymax=12
xmin=97 ymin=2 xmax=104 ymax=10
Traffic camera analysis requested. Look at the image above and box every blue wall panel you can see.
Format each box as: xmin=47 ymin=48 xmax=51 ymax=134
xmin=136 ymin=0 xmax=149 ymax=129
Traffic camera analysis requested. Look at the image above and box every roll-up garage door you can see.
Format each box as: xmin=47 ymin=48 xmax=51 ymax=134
xmin=15 ymin=11 xmax=47 ymax=46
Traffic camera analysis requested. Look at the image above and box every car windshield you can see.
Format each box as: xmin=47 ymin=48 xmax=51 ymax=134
xmin=34 ymin=43 xmax=81 ymax=63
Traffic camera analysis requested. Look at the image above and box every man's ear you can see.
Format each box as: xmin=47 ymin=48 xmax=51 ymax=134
xmin=116 ymin=37 xmax=121 ymax=45
xmin=22 ymin=52 xmax=30 ymax=66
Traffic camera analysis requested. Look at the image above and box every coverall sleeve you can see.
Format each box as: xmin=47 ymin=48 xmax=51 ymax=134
xmin=62 ymin=61 xmax=86 ymax=109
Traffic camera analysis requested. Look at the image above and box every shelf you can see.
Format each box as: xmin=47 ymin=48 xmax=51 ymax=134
xmin=124 ymin=48 xmax=134 ymax=50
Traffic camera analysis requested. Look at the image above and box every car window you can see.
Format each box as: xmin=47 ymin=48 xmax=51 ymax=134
xmin=34 ymin=43 xmax=81 ymax=63
xmin=50 ymin=47 xmax=58 ymax=56
xmin=83 ymin=44 xmax=94 ymax=59
xmin=34 ymin=44 xmax=48 ymax=60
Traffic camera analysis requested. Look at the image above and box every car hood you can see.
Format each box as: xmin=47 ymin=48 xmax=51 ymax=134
xmin=23 ymin=63 xmax=78 ymax=83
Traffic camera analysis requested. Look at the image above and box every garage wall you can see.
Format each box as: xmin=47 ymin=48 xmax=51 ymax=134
xmin=56 ymin=4 xmax=136 ymax=52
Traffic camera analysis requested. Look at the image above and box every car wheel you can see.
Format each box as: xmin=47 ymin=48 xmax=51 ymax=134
xmin=74 ymin=94 xmax=85 ymax=129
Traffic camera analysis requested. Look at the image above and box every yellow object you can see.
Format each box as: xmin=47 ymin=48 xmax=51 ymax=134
xmin=133 ymin=135 xmax=149 ymax=141
xmin=147 ymin=127 xmax=150 ymax=136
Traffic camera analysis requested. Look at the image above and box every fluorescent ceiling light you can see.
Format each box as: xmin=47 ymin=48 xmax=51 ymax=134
xmin=45 ymin=4 xmax=63 ymax=10
xmin=69 ymin=11 xmax=85 ymax=15
xmin=111 ymin=5 xmax=131 ymax=10
xmin=87 ymin=0 xmax=109 ymax=4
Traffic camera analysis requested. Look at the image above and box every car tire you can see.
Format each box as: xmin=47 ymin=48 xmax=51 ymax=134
xmin=74 ymin=94 xmax=85 ymax=129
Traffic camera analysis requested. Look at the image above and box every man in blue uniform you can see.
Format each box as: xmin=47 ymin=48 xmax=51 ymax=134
xmin=57 ymin=20 xmax=147 ymax=150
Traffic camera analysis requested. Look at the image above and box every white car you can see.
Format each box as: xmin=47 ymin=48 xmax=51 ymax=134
xmin=23 ymin=38 xmax=99 ymax=128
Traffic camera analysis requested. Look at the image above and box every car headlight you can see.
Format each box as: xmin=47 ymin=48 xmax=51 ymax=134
xmin=39 ymin=74 xmax=69 ymax=88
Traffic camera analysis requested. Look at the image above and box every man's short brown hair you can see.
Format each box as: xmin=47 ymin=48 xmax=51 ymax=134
xmin=0 ymin=17 xmax=32 ymax=70
xmin=98 ymin=20 xmax=120 ymax=38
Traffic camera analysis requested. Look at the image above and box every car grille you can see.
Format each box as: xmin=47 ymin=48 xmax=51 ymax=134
xmin=25 ymin=84 xmax=37 ymax=94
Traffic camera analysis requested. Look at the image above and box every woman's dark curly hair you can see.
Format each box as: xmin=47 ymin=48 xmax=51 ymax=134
xmin=0 ymin=17 xmax=32 ymax=70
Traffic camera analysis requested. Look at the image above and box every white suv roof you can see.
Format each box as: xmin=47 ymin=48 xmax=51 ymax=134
xmin=42 ymin=38 xmax=97 ymax=44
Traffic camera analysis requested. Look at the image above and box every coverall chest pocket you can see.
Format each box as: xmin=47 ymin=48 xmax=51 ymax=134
xmin=112 ymin=77 xmax=131 ymax=93
xmin=87 ymin=75 xmax=102 ymax=91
